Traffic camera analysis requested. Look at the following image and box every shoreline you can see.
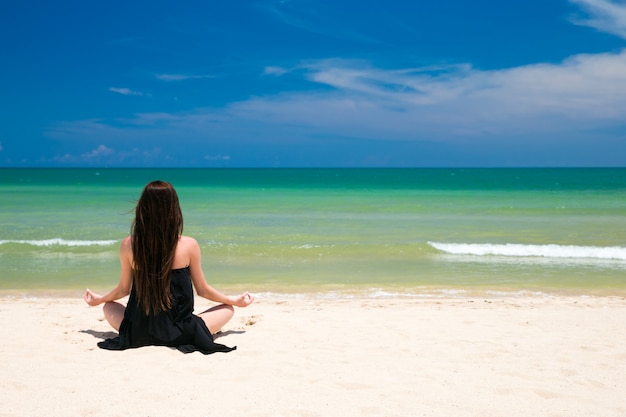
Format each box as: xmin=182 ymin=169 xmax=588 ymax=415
xmin=2 ymin=295 xmax=625 ymax=416
xmin=2 ymin=283 xmax=626 ymax=300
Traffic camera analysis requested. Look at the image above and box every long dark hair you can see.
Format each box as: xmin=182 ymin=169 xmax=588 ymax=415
xmin=131 ymin=181 xmax=183 ymax=315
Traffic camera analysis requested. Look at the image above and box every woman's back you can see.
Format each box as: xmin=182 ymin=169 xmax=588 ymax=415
xmin=85 ymin=180 xmax=254 ymax=354
xmin=98 ymin=266 xmax=236 ymax=354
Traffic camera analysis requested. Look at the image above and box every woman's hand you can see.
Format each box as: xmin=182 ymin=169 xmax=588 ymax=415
xmin=228 ymin=292 xmax=255 ymax=308
xmin=84 ymin=289 xmax=103 ymax=306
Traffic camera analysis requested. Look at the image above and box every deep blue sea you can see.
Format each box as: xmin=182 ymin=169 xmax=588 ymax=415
xmin=1 ymin=168 xmax=625 ymax=297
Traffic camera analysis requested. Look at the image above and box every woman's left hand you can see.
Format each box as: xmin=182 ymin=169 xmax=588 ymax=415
xmin=84 ymin=289 xmax=103 ymax=306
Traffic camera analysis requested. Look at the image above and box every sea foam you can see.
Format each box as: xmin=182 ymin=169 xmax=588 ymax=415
xmin=428 ymin=242 xmax=626 ymax=261
xmin=0 ymin=238 xmax=118 ymax=247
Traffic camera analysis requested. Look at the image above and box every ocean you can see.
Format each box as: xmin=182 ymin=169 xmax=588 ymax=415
xmin=1 ymin=168 xmax=625 ymax=297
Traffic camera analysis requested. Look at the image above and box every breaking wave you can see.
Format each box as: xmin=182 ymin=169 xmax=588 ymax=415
xmin=0 ymin=238 xmax=118 ymax=247
xmin=428 ymin=242 xmax=626 ymax=261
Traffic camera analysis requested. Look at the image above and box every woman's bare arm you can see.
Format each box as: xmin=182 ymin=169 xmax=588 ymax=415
xmin=186 ymin=237 xmax=254 ymax=307
xmin=84 ymin=237 xmax=133 ymax=306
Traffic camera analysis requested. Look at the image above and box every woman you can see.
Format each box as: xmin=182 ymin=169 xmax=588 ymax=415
xmin=84 ymin=180 xmax=254 ymax=354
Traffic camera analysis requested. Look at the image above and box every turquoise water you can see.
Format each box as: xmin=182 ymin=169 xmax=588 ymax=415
xmin=1 ymin=168 xmax=625 ymax=296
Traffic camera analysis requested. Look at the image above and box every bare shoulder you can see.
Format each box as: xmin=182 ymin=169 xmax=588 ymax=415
xmin=178 ymin=235 xmax=199 ymax=247
xmin=174 ymin=236 xmax=200 ymax=267
xmin=120 ymin=236 xmax=132 ymax=252
xmin=178 ymin=235 xmax=200 ymax=255
xmin=119 ymin=236 xmax=133 ymax=265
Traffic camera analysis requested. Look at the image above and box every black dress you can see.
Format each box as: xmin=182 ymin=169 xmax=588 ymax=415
xmin=98 ymin=267 xmax=236 ymax=354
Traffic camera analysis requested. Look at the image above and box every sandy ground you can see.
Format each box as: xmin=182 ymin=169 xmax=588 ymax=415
xmin=1 ymin=294 xmax=625 ymax=417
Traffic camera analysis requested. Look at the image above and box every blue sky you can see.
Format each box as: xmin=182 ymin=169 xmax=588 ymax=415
xmin=1 ymin=0 xmax=626 ymax=167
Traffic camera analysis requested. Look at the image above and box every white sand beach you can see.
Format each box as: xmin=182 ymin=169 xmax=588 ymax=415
xmin=1 ymin=295 xmax=625 ymax=417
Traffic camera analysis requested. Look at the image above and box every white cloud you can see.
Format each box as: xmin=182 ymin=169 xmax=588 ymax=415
xmin=51 ymin=146 xmax=165 ymax=165
xmin=49 ymin=1 xmax=626 ymax=156
xmin=109 ymin=87 xmax=147 ymax=96
xmin=204 ymin=154 xmax=231 ymax=161
xmin=263 ymin=66 xmax=290 ymax=76
xmin=155 ymin=73 xmax=215 ymax=81
xmin=570 ymin=0 xmax=626 ymax=39
xmin=222 ymin=50 xmax=626 ymax=141
xmin=51 ymin=145 xmax=114 ymax=164
xmin=51 ymin=48 xmax=626 ymax=148
xmin=53 ymin=153 xmax=73 ymax=163
xmin=81 ymin=145 xmax=114 ymax=159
